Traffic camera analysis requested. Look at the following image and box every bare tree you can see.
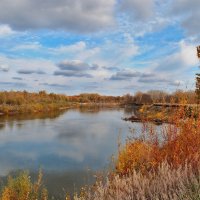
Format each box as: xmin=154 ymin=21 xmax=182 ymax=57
xmin=196 ymin=46 xmax=200 ymax=103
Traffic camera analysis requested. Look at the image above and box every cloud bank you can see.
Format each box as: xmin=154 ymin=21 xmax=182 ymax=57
xmin=0 ymin=0 xmax=115 ymax=32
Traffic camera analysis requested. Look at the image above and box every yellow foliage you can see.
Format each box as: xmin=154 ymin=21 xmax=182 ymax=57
xmin=1 ymin=171 xmax=47 ymax=200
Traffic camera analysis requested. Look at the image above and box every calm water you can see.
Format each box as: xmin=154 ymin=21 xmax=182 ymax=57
xmin=0 ymin=106 xmax=143 ymax=199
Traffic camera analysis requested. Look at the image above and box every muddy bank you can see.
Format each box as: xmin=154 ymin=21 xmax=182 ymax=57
xmin=123 ymin=105 xmax=176 ymax=125
xmin=123 ymin=115 xmax=168 ymax=125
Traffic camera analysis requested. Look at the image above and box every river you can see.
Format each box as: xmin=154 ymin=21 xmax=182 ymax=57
xmin=0 ymin=106 xmax=144 ymax=199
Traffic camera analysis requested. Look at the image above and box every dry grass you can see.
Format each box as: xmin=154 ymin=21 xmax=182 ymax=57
xmin=74 ymin=162 xmax=200 ymax=200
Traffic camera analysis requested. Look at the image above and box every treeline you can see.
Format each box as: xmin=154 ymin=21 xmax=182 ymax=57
xmin=0 ymin=91 xmax=121 ymax=115
xmin=0 ymin=90 xmax=68 ymax=105
xmin=0 ymin=91 xmax=70 ymax=115
xmin=0 ymin=91 xmax=121 ymax=105
xmin=68 ymin=93 xmax=121 ymax=104
xmin=122 ymin=90 xmax=197 ymax=105
xmin=0 ymin=89 xmax=198 ymax=105
xmin=0 ymin=90 xmax=197 ymax=106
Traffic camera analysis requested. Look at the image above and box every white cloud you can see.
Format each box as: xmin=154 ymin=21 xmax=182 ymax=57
xmin=0 ymin=24 xmax=14 ymax=37
xmin=0 ymin=64 xmax=9 ymax=72
xmin=179 ymin=41 xmax=198 ymax=66
xmin=154 ymin=41 xmax=198 ymax=72
xmin=10 ymin=34 xmax=139 ymax=69
xmin=52 ymin=41 xmax=87 ymax=54
xmin=76 ymin=33 xmax=139 ymax=67
xmin=12 ymin=42 xmax=41 ymax=51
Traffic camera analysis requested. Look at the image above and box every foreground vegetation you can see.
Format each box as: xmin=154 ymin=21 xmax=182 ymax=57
xmin=0 ymin=170 xmax=48 ymax=200
xmin=74 ymin=162 xmax=200 ymax=200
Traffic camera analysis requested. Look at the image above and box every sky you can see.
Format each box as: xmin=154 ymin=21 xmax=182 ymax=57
xmin=0 ymin=0 xmax=199 ymax=95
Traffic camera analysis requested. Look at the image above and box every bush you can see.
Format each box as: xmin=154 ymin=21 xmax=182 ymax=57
xmin=116 ymin=105 xmax=200 ymax=174
xmin=1 ymin=171 xmax=48 ymax=200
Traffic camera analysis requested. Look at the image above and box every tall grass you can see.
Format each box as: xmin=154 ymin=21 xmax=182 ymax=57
xmin=74 ymin=162 xmax=200 ymax=200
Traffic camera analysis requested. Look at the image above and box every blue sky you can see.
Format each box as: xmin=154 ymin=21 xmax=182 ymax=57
xmin=0 ymin=0 xmax=199 ymax=95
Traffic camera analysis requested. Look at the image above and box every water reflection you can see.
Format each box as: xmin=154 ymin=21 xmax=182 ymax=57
xmin=78 ymin=105 xmax=122 ymax=114
xmin=0 ymin=110 xmax=65 ymax=124
xmin=0 ymin=106 xmax=142 ymax=198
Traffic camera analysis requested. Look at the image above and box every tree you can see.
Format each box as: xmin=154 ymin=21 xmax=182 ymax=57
xmin=140 ymin=93 xmax=153 ymax=104
xmin=196 ymin=73 xmax=200 ymax=103
xmin=196 ymin=46 xmax=200 ymax=103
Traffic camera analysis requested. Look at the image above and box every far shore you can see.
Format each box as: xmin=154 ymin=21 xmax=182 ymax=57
xmin=0 ymin=102 xmax=121 ymax=116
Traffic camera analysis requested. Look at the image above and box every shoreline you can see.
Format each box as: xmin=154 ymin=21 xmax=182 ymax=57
xmin=0 ymin=102 xmax=121 ymax=116
xmin=123 ymin=115 xmax=168 ymax=125
xmin=123 ymin=104 xmax=199 ymax=125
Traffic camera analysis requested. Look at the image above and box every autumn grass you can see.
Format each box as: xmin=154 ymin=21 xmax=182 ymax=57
xmin=73 ymin=162 xmax=200 ymax=200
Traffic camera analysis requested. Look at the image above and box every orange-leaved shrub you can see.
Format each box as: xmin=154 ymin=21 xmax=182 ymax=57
xmin=116 ymin=105 xmax=200 ymax=174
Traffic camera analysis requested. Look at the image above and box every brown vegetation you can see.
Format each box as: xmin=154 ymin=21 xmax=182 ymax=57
xmin=74 ymin=162 xmax=200 ymax=200
xmin=0 ymin=91 xmax=121 ymax=115
xmin=122 ymin=90 xmax=197 ymax=105
xmin=117 ymin=106 xmax=200 ymax=174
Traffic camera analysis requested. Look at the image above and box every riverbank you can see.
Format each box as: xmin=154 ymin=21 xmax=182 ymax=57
xmin=0 ymin=91 xmax=121 ymax=116
xmin=123 ymin=104 xmax=198 ymax=125
xmin=0 ymin=103 xmax=77 ymax=115
xmin=0 ymin=102 xmax=122 ymax=116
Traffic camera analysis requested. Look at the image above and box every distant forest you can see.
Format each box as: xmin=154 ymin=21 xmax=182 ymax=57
xmin=0 ymin=89 xmax=197 ymax=105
